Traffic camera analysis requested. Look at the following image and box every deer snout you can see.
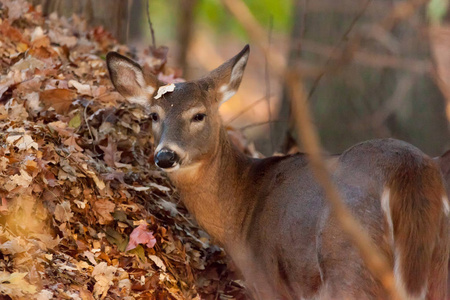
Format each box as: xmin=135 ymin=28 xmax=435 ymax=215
xmin=155 ymin=148 xmax=180 ymax=169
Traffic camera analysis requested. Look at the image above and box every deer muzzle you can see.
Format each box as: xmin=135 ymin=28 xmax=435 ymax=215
xmin=155 ymin=148 xmax=180 ymax=169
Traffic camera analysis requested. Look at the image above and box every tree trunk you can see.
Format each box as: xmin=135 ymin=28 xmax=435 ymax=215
xmin=29 ymin=0 xmax=133 ymax=44
xmin=278 ymin=0 xmax=449 ymax=156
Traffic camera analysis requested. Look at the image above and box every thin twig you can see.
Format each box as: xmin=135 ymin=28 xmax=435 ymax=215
xmin=225 ymin=94 xmax=274 ymax=125
xmin=286 ymin=70 xmax=405 ymax=300
xmin=146 ymin=0 xmax=156 ymax=48
xmin=83 ymin=100 xmax=94 ymax=143
xmin=299 ymin=39 xmax=431 ymax=74
xmin=126 ymin=0 xmax=131 ymax=43
xmin=219 ymin=0 xmax=411 ymax=298
xmin=265 ymin=16 xmax=274 ymax=153
xmin=307 ymin=0 xmax=372 ymax=99
xmin=239 ymin=120 xmax=285 ymax=131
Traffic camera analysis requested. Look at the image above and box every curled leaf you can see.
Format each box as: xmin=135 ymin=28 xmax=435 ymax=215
xmin=125 ymin=224 xmax=156 ymax=251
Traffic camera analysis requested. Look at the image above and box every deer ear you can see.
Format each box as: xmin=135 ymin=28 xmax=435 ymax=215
xmin=106 ymin=52 xmax=158 ymax=106
xmin=206 ymin=45 xmax=250 ymax=104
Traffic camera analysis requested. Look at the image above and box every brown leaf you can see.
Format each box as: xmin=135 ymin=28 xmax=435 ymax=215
xmin=2 ymin=0 xmax=30 ymax=22
xmin=63 ymin=136 xmax=83 ymax=152
xmin=93 ymin=199 xmax=115 ymax=225
xmin=99 ymin=138 xmax=122 ymax=168
xmin=54 ymin=201 xmax=73 ymax=223
xmin=39 ymin=89 xmax=76 ymax=114
xmin=0 ymin=21 xmax=28 ymax=44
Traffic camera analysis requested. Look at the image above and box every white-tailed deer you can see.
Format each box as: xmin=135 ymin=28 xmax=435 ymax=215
xmin=436 ymin=150 xmax=450 ymax=298
xmin=107 ymin=46 xmax=449 ymax=299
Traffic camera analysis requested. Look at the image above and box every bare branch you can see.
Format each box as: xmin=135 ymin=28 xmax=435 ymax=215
xmin=265 ymin=16 xmax=274 ymax=153
xmin=307 ymin=0 xmax=372 ymax=99
xmin=286 ymin=71 xmax=405 ymax=299
xmin=146 ymin=0 xmax=156 ymax=48
xmin=218 ymin=0 xmax=418 ymax=298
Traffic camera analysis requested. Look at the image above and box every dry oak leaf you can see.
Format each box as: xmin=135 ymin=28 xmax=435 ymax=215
xmin=0 ymin=237 xmax=33 ymax=255
xmin=1 ymin=0 xmax=30 ymax=22
xmin=6 ymin=128 xmax=38 ymax=151
xmin=39 ymin=88 xmax=76 ymax=114
xmin=92 ymin=262 xmax=117 ymax=299
xmin=93 ymin=199 xmax=116 ymax=225
xmin=68 ymin=80 xmax=92 ymax=96
xmin=0 ymin=272 xmax=37 ymax=297
xmin=99 ymin=138 xmax=121 ymax=168
xmin=5 ymin=169 xmax=33 ymax=191
xmin=63 ymin=136 xmax=83 ymax=152
xmin=125 ymin=223 xmax=156 ymax=251
xmin=54 ymin=200 xmax=73 ymax=223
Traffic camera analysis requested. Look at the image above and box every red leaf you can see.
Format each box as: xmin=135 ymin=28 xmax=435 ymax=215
xmin=125 ymin=224 xmax=156 ymax=251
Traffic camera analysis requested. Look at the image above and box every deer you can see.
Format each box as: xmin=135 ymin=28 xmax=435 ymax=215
xmin=107 ymin=45 xmax=449 ymax=299
xmin=436 ymin=150 xmax=450 ymax=298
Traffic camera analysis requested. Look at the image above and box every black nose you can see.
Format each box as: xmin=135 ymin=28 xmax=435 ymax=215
xmin=155 ymin=149 xmax=179 ymax=169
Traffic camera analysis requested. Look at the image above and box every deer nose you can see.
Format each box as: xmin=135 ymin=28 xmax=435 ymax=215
xmin=155 ymin=149 xmax=179 ymax=169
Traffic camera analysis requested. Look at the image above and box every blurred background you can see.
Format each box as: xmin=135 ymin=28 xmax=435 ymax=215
xmin=30 ymin=0 xmax=450 ymax=156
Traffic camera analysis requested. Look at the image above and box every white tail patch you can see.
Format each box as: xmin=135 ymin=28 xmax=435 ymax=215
xmin=381 ymin=188 xmax=394 ymax=243
xmin=443 ymin=195 xmax=450 ymax=216
xmin=382 ymin=187 xmax=427 ymax=300
xmin=393 ymin=249 xmax=426 ymax=300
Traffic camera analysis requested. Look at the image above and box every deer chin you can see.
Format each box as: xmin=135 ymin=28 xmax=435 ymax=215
xmin=159 ymin=163 xmax=181 ymax=173
xmin=158 ymin=160 xmax=202 ymax=174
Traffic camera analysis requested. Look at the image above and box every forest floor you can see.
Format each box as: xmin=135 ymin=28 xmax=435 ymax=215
xmin=0 ymin=1 xmax=249 ymax=299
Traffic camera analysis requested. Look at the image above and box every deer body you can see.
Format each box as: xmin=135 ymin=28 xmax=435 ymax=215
xmin=107 ymin=46 xmax=449 ymax=299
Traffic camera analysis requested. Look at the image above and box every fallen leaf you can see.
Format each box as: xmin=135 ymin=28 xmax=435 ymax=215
xmin=68 ymin=113 xmax=82 ymax=128
xmin=0 ymin=197 xmax=8 ymax=213
xmin=149 ymin=254 xmax=166 ymax=272
xmin=63 ymin=136 xmax=83 ymax=152
xmin=154 ymin=83 xmax=175 ymax=99
xmin=39 ymin=89 xmax=76 ymax=114
xmin=99 ymin=138 xmax=122 ymax=168
xmin=2 ymin=0 xmax=30 ymax=22
xmin=35 ymin=289 xmax=54 ymax=300
xmin=69 ymin=80 xmax=92 ymax=96
xmin=0 ymin=272 xmax=37 ymax=297
xmin=54 ymin=201 xmax=73 ymax=223
xmin=5 ymin=169 xmax=33 ymax=191
xmin=93 ymin=199 xmax=115 ymax=225
xmin=92 ymin=262 xmax=117 ymax=299
xmin=0 ymin=237 xmax=32 ymax=255
xmin=125 ymin=223 xmax=156 ymax=251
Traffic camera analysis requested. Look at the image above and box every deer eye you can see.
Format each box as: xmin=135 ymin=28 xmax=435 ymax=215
xmin=150 ymin=112 xmax=159 ymax=122
xmin=192 ymin=113 xmax=206 ymax=122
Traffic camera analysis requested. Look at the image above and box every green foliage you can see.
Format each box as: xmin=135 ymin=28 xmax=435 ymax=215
xmin=428 ymin=0 xmax=449 ymax=24
xmin=196 ymin=0 xmax=293 ymax=38
xmin=147 ymin=0 xmax=293 ymax=44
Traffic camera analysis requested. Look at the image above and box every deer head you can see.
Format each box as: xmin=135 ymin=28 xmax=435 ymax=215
xmin=107 ymin=45 xmax=250 ymax=172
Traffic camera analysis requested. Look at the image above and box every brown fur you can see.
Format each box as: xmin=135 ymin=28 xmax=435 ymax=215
xmin=436 ymin=150 xmax=450 ymax=299
xmin=388 ymin=154 xmax=445 ymax=297
xmin=107 ymin=46 xmax=449 ymax=299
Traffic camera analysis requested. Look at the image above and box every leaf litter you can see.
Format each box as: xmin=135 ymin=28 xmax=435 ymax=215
xmin=0 ymin=1 xmax=248 ymax=299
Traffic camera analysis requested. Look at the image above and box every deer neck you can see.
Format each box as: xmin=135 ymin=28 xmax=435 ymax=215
xmin=167 ymin=127 xmax=254 ymax=246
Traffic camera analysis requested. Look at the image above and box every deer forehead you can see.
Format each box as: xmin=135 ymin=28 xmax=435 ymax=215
xmin=151 ymin=82 xmax=212 ymax=112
